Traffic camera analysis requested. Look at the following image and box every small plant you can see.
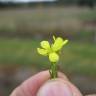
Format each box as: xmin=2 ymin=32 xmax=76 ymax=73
xmin=37 ymin=36 xmax=68 ymax=79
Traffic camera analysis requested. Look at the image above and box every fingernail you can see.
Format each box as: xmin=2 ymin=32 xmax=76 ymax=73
xmin=37 ymin=79 xmax=73 ymax=96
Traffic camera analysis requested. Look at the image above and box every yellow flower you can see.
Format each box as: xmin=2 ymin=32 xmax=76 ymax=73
xmin=37 ymin=36 xmax=68 ymax=63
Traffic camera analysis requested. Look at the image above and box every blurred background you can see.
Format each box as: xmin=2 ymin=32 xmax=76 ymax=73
xmin=0 ymin=0 xmax=96 ymax=96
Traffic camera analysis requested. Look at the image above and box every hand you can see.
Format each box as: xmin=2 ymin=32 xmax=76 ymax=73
xmin=10 ymin=70 xmax=83 ymax=96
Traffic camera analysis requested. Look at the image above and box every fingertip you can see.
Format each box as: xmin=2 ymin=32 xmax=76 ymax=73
xmin=37 ymin=78 xmax=82 ymax=96
xmin=37 ymin=79 xmax=73 ymax=96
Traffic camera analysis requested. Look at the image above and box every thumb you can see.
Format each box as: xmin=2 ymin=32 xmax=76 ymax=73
xmin=37 ymin=79 xmax=82 ymax=96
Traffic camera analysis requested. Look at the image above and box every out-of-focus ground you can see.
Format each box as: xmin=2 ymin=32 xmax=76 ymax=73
xmin=0 ymin=6 xmax=96 ymax=96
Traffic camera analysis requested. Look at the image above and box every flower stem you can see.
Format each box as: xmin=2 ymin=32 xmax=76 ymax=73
xmin=49 ymin=63 xmax=57 ymax=79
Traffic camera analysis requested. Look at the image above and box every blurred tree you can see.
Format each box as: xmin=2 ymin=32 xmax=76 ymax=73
xmin=58 ymin=0 xmax=95 ymax=8
xmin=0 ymin=0 xmax=95 ymax=8
xmin=64 ymin=0 xmax=73 ymax=5
xmin=58 ymin=0 xmax=77 ymax=5
xmin=77 ymin=0 xmax=95 ymax=8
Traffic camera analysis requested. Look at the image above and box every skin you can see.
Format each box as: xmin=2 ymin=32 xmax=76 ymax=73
xmin=10 ymin=70 xmax=95 ymax=96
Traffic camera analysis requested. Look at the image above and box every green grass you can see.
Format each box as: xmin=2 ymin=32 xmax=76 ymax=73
xmin=0 ymin=38 xmax=96 ymax=77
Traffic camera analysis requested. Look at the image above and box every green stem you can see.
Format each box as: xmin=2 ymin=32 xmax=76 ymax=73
xmin=49 ymin=62 xmax=57 ymax=79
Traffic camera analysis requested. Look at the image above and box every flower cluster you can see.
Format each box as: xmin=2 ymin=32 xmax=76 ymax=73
xmin=37 ymin=36 xmax=68 ymax=63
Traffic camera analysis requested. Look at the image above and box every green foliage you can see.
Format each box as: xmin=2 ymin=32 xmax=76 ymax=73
xmin=0 ymin=0 xmax=95 ymax=8
xmin=58 ymin=0 xmax=96 ymax=5
xmin=58 ymin=0 xmax=78 ymax=4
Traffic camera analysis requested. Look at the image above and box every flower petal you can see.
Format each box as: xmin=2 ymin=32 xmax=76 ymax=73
xmin=53 ymin=35 xmax=56 ymax=41
xmin=37 ymin=48 xmax=48 ymax=56
xmin=52 ymin=37 xmax=64 ymax=51
xmin=63 ymin=40 xmax=68 ymax=46
xmin=40 ymin=41 xmax=50 ymax=49
xmin=49 ymin=52 xmax=59 ymax=62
